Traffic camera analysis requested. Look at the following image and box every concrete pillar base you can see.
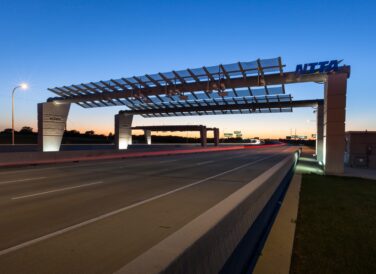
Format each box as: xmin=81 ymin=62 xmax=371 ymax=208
xmin=214 ymin=128 xmax=219 ymax=146
xmin=316 ymin=103 xmax=324 ymax=163
xmin=323 ymin=73 xmax=347 ymax=174
xmin=115 ymin=113 xmax=133 ymax=149
xmin=145 ymin=130 xmax=152 ymax=145
xmin=38 ymin=102 xmax=70 ymax=152
xmin=200 ymin=126 xmax=207 ymax=147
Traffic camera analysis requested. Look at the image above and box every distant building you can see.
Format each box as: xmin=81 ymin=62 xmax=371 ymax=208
xmin=345 ymin=131 xmax=376 ymax=168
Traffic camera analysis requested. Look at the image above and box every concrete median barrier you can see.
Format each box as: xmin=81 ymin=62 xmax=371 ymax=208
xmin=0 ymin=144 xmax=285 ymax=168
xmin=116 ymin=151 xmax=298 ymax=274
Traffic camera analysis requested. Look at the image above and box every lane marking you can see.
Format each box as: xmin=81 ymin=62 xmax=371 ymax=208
xmin=195 ymin=160 xmax=214 ymax=165
xmin=145 ymin=154 xmax=262 ymax=176
xmin=0 ymin=177 xmax=46 ymax=186
xmin=11 ymin=181 xmax=104 ymax=200
xmin=157 ymin=159 xmax=178 ymax=164
xmin=0 ymin=152 xmax=259 ymax=190
xmin=0 ymin=153 xmax=282 ymax=257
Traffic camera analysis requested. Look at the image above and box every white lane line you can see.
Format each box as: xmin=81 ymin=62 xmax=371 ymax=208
xmin=195 ymin=160 xmax=214 ymax=165
xmin=0 ymin=177 xmax=46 ymax=186
xmin=0 ymin=153 xmax=280 ymax=257
xmin=11 ymin=181 xmax=104 ymax=200
xmin=158 ymin=159 xmax=178 ymax=164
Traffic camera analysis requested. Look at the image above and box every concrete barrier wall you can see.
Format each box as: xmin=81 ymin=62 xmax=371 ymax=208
xmin=0 ymin=144 xmax=195 ymax=153
xmin=0 ymin=146 xmax=251 ymax=167
xmin=0 ymin=149 xmax=127 ymax=167
xmin=0 ymin=144 xmax=285 ymax=168
xmin=116 ymin=152 xmax=297 ymax=274
xmin=0 ymin=144 xmax=118 ymax=153
xmin=0 ymin=143 xmax=277 ymax=153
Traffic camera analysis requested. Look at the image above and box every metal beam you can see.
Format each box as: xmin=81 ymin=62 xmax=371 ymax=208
xmin=187 ymin=68 xmax=211 ymax=99
xmin=119 ymin=99 xmax=323 ymax=115
xmin=145 ymin=74 xmax=161 ymax=87
xmin=132 ymin=125 xmax=208 ymax=131
xmin=99 ymin=81 xmax=126 ymax=106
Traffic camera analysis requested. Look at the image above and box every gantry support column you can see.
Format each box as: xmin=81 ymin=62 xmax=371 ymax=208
xmin=38 ymin=102 xmax=70 ymax=152
xmin=214 ymin=128 xmax=219 ymax=146
xmin=144 ymin=130 xmax=152 ymax=145
xmin=316 ymin=103 xmax=324 ymax=163
xmin=200 ymin=126 xmax=207 ymax=147
xmin=323 ymin=73 xmax=347 ymax=174
xmin=115 ymin=113 xmax=133 ymax=149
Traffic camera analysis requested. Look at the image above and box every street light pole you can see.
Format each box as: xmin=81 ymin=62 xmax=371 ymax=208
xmin=11 ymin=86 xmax=19 ymax=145
xmin=11 ymin=83 xmax=28 ymax=145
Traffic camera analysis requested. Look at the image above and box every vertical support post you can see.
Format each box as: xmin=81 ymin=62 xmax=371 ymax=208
xmin=214 ymin=128 xmax=219 ymax=146
xmin=115 ymin=113 xmax=133 ymax=150
xmin=323 ymin=73 xmax=347 ymax=174
xmin=200 ymin=126 xmax=207 ymax=147
xmin=38 ymin=102 xmax=70 ymax=152
xmin=316 ymin=103 xmax=324 ymax=163
xmin=144 ymin=130 xmax=152 ymax=145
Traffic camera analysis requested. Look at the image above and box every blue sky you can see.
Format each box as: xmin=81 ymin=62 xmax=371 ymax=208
xmin=0 ymin=0 xmax=375 ymax=138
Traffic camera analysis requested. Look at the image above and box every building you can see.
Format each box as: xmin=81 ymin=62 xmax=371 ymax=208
xmin=345 ymin=131 xmax=376 ymax=168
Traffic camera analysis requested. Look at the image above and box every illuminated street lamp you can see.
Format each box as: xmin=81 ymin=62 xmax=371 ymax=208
xmin=12 ymin=83 xmax=28 ymax=145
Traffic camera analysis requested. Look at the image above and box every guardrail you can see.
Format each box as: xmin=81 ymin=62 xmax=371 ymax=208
xmin=116 ymin=150 xmax=299 ymax=274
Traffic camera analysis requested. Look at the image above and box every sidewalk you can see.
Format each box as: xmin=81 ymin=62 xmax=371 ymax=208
xmin=295 ymin=146 xmax=323 ymax=175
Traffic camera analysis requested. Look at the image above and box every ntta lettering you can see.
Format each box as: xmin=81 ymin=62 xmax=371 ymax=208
xmin=295 ymin=60 xmax=342 ymax=74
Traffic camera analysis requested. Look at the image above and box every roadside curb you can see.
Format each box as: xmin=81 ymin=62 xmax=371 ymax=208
xmin=253 ymin=172 xmax=302 ymax=274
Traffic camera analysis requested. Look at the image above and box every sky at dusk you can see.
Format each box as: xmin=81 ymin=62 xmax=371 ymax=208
xmin=0 ymin=0 xmax=375 ymax=138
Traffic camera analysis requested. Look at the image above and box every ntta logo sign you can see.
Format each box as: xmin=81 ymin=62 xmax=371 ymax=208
xmin=295 ymin=60 xmax=342 ymax=74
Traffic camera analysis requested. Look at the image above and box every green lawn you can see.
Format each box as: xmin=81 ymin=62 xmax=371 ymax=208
xmin=291 ymin=174 xmax=376 ymax=274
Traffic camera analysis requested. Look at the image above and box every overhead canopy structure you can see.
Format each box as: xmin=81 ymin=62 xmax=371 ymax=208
xmin=126 ymin=94 xmax=294 ymax=117
xmin=41 ymin=56 xmax=351 ymax=175
xmin=47 ymin=57 xmax=293 ymax=116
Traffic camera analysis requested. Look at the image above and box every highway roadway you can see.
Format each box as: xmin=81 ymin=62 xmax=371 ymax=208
xmin=0 ymin=145 xmax=295 ymax=273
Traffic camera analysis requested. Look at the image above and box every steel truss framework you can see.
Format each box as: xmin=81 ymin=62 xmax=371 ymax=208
xmin=48 ymin=57 xmax=294 ymax=116
xmin=123 ymin=99 xmax=323 ymax=117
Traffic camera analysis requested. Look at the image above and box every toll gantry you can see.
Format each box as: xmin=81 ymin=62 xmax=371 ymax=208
xmin=41 ymin=57 xmax=350 ymax=174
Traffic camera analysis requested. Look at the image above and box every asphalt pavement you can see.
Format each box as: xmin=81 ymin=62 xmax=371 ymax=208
xmin=0 ymin=146 xmax=295 ymax=274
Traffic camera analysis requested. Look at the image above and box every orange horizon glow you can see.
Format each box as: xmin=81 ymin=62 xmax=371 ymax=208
xmin=61 ymin=126 xmax=316 ymax=140
xmin=1 ymin=123 xmax=317 ymax=139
